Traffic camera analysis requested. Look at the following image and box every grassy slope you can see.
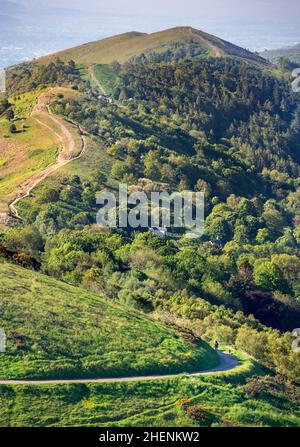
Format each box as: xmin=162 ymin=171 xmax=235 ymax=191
xmin=16 ymin=133 xmax=114 ymax=219
xmin=1 ymin=360 xmax=299 ymax=427
xmin=0 ymin=117 xmax=58 ymax=196
xmin=0 ymin=261 xmax=298 ymax=428
xmin=0 ymin=90 xmax=59 ymax=212
xmin=92 ymin=64 xmax=118 ymax=95
xmin=39 ymin=27 xmax=267 ymax=65
xmin=0 ymin=260 xmax=218 ymax=380
xmin=0 ymin=87 xmax=84 ymax=213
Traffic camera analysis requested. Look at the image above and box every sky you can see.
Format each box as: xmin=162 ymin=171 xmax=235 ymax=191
xmin=16 ymin=0 xmax=300 ymax=22
xmin=1 ymin=0 xmax=300 ymax=67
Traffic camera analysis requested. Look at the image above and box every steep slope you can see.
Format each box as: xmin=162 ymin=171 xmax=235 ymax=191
xmin=0 ymin=260 xmax=218 ymax=380
xmin=39 ymin=27 xmax=268 ymax=65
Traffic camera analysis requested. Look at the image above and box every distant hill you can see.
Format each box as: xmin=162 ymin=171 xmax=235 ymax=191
xmin=39 ymin=26 xmax=268 ymax=66
xmin=261 ymin=43 xmax=300 ymax=64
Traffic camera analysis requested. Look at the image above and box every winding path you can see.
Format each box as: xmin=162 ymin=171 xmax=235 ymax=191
xmin=0 ymin=351 xmax=240 ymax=385
xmin=8 ymin=89 xmax=88 ymax=219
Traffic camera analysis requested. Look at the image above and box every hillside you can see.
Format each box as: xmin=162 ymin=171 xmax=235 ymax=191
xmin=39 ymin=27 xmax=268 ymax=65
xmin=2 ymin=364 xmax=300 ymax=427
xmin=0 ymin=260 xmax=218 ymax=379
xmin=261 ymin=43 xmax=300 ymax=64
xmin=0 ymin=25 xmax=300 ymax=428
xmin=0 ymin=86 xmax=85 ymax=217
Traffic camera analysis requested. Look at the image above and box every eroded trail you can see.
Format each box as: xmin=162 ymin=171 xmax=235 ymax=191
xmin=8 ymin=89 xmax=88 ymax=219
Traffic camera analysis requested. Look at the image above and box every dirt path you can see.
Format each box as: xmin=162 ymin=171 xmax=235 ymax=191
xmin=8 ymin=90 xmax=88 ymax=219
xmin=0 ymin=351 xmax=240 ymax=385
xmin=187 ymin=27 xmax=223 ymax=57
xmin=88 ymin=64 xmax=106 ymax=94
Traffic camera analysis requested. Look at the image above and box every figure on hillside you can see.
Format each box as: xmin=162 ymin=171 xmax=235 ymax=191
xmin=214 ymin=340 xmax=219 ymax=350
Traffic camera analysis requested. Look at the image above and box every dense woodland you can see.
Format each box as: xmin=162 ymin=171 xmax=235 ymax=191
xmin=5 ymin=59 xmax=82 ymax=94
xmin=1 ymin=55 xmax=300 ymax=384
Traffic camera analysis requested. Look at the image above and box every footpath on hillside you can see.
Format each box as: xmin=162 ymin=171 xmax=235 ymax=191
xmin=0 ymin=351 xmax=241 ymax=385
xmin=7 ymin=88 xmax=88 ymax=220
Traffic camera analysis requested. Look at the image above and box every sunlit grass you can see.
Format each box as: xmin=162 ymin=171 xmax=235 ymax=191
xmin=0 ymin=260 xmax=218 ymax=380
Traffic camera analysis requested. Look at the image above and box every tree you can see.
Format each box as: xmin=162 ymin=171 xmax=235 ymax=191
xmin=233 ymin=224 xmax=250 ymax=245
xmin=111 ymin=60 xmax=121 ymax=74
xmin=262 ymin=203 xmax=287 ymax=235
xmin=69 ymin=175 xmax=81 ymax=186
xmin=0 ymin=98 xmax=10 ymax=115
xmin=278 ymin=57 xmax=294 ymax=72
xmin=93 ymin=171 xmax=107 ymax=186
xmin=256 ymin=228 xmax=271 ymax=244
xmin=111 ymin=160 xmax=128 ymax=179
xmin=3 ymin=225 xmax=43 ymax=257
xmin=205 ymin=216 xmax=232 ymax=243
xmin=195 ymin=179 xmax=211 ymax=199
xmin=174 ymin=248 xmax=205 ymax=282
xmin=253 ymin=260 xmax=288 ymax=292
xmin=60 ymin=185 xmax=81 ymax=202
xmin=6 ymin=109 xmax=14 ymax=121
xmin=82 ymin=188 xmax=95 ymax=209
xmin=271 ymin=254 xmax=300 ymax=284
xmin=144 ymin=151 xmax=161 ymax=180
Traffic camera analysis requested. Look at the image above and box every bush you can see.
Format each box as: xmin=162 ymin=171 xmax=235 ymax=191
xmin=186 ymin=405 xmax=212 ymax=424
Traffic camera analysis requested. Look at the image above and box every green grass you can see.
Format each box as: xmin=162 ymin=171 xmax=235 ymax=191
xmin=60 ymin=137 xmax=113 ymax=182
xmin=0 ymin=116 xmax=59 ymax=212
xmin=1 ymin=361 xmax=299 ymax=427
xmin=77 ymin=64 xmax=90 ymax=82
xmin=16 ymin=134 xmax=115 ymax=218
xmin=0 ymin=87 xmax=86 ymax=213
xmin=93 ymin=64 xmax=118 ymax=95
xmin=39 ymin=27 xmax=264 ymax=66
xmin=0 ymin=260 xmax=218 ymax=380
xmin=9 ymin=88 xmax=46 ymax=119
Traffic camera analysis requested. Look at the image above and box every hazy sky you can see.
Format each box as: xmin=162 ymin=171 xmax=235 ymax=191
xmin=17 ymin=0 xmax=300 ymax=23
xmin=1 ymin=0 xmax=299 ymax=67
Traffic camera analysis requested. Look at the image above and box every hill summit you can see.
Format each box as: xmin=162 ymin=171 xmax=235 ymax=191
xmin=40 ymin=26 xmax=268 ymax=65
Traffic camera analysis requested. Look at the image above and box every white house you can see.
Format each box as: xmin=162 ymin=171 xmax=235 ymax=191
xmin=149 ymin=227 xmax=168 ymax=238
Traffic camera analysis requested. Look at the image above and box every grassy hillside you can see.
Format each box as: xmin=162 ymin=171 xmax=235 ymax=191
xmin=0 ymin=260 xmax=218 ymax=379
xmin=0 ymin=91 xmax=60 ymax=214
xmin=0 ymin=29 xmax=299 ymax=428
xmin=1 ymin=362 xmax=300 ymax=427
xmin=92 ymin=64 xmax=118 ymax=95
xmin=0 ymin=86 xmax=84 ymax=214
xmin=39 ymin=27 xmax=267 ymax=66
xmin=0 ymin=115 xmax=58 ymax=213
